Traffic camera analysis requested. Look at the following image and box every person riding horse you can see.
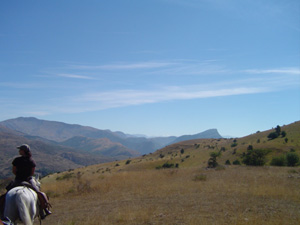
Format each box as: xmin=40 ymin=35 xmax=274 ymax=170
xmin=0 ymin=144 xmax=51 ymax=220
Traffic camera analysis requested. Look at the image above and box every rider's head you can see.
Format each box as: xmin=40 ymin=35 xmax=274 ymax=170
xmin=17 ymin=144 xmax=32 ymax=158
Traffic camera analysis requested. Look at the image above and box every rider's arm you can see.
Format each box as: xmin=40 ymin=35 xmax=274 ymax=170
xmin=12 ymin=166 xmax=17 ymax=175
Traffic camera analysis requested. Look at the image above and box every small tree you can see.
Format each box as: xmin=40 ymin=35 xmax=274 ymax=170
xmin=247 ymin=145 xmax=253 ymax=151
xmin=231 ymin=142 xmax=237 ymax=147
xmin=286 ymin=153 xmax=299 ymax=167
xmin=275 ymin=125 xmax=281 ymax=135
xmin=232 ymin=160 xmax=241 ymax=165
xmin=268 ymin=132 xmax=279 ymax=140
xmin=207 ymin=151 xmax=221 ymax=168
xmin=242 ymin=148 xmax=269 ymax=166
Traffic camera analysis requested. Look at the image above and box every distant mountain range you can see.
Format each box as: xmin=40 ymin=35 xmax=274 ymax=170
xmin=0 ymin=117 xmax=222 ymax=178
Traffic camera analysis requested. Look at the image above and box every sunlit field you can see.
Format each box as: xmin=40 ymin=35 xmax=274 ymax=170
xmin=37 ymin=165 xmax=300 ymax=225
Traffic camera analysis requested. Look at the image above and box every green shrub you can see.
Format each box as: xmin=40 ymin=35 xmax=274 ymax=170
xmin=225 ymin=160 xmax=231 ymax=165
xmin=275 ymin=125 xmax=281 ymax=135
xmin=247 ymin=145 xmax=253 ymax=150
xmin=270 ymin=155 xmax=287 ymax=166
xmin=156 ymin=162 xmax=175 ymax=169
xmin=286 ymin=153 xmax=299 ymax=167
xmin=242 ymin=149 xmax=270 ymax=166
xmin=56 ymin=172 xmax=74 ymax=181
xmin=232 ymin=160 xmax=241 ymax=165
xmin=207 ymin=151 xmax=221 ymax=168
xmin=231 ymin=143 xmax=237 ymax=147
xmin=268 ymin=132 xmax=279 ymax=140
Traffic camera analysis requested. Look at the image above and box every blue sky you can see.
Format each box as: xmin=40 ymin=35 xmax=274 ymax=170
xmin=1 ymin=0 xmax=299 ymax=137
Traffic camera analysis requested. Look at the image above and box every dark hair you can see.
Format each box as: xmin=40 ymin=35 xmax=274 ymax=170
xmin=24 ymin=149 xmax=32 ymax=158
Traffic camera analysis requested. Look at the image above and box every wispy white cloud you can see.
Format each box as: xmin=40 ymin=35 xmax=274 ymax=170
xmin=68 ymin=61 xmax=176 ymax=70
xmin=56 ymin=73 xmax=95 ymax=79
xmin=243 ymin=68 xmax=300 ymax=75
xmin=66 ymin=60 xmax=228 ymax=77
xmin=65 ymin=83 xmax=269 ymax=113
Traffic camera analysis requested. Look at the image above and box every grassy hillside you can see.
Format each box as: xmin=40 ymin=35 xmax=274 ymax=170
xmin=1 ymin=121 xmax=299 ymax=224
xmin=149 ymin=121 xmax=300 ymax=169
xmin=36 ymin=165 xmax=300 ymax=225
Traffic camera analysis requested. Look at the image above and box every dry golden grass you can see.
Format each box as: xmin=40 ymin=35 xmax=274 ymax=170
xmin=37 ymin=165 xmax=300 ymax=225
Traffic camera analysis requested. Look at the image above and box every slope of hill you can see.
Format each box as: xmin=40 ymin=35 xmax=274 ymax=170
xmin=61 ymin=136 xmax=140 ymax=157
xmin=34 ymin=121 xmax=300 ymax=225
xmin=148 ymin=121 xmax=300 ymax=169
xmin=0 ymin=117 xmax=121 ymax=142
xmin=67 ymin=120 xmax=299 ymax=174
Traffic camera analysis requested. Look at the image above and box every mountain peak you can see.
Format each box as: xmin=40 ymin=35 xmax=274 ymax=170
xmin=170 ymin=129 xmax=222 ymax=144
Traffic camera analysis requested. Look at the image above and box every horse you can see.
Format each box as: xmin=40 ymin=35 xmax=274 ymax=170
xmin=3 ymin=177 xmax=40 ymax=225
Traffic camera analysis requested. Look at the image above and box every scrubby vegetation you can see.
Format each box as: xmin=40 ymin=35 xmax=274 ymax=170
xmin=242 ymin=147 xmax=270 ymax=166
xmin=271 ymin=152 xmax=300 ymax=167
